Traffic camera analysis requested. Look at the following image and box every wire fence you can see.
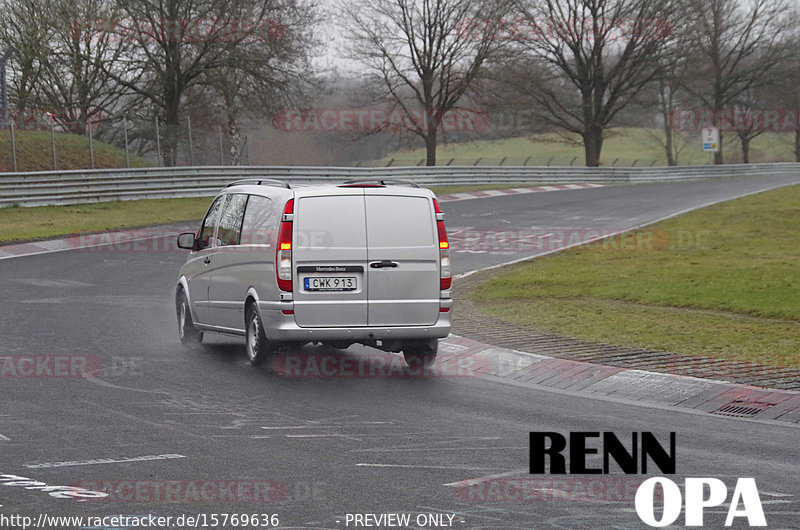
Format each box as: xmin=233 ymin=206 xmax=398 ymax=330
xmin=0 ymin=109 xmax=250 ymax=172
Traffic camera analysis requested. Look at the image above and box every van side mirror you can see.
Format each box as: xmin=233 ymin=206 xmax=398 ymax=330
xmin=177 ymin=232 xmax=198 ymax=251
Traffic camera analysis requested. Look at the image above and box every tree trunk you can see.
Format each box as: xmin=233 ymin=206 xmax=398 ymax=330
xmin=795 ymin=129 xmax=800 ymax=162
xmin=740 ymin=136 xmax=751 ymax=164
xmin=713 ymin=129 xmax=724 ymax=165
xmin=425 ymin=128 xmax=437 ymax=166
xmin=164 ymin=95 xmax=180 ymax=167
xmin=664 ymin=122 xmax=676 ymax=166
xmin=583 ymin=126 xmax=603 ymax=167
xmin=229 ymin=115 xmax=241 ymax=166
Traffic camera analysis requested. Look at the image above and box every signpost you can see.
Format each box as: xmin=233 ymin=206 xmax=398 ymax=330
xmin=702 ymin=127 xmax=720 ymax=152
xmin=1 ymin=48 xmax=14 ymax=130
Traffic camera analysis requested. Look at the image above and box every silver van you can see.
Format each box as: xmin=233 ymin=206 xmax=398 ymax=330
xmin=175 ymin=179 xmax=452 ymax=368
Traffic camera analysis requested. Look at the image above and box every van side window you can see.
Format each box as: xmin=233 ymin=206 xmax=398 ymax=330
xmin=217 ymin=193 xmax=249 ymax=246
xmin=240 ymin=195 xmax=276 ymax=245
xmin=198 ymin=196 xmax=224 ymax=249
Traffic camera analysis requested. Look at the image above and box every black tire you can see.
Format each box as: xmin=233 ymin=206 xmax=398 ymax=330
xmin=176 ymin=288 xmax=203 ymax=345
xmin=402 ymin=339 xmax=438 ymax=370
xmin=245 ymin=304 xmax=277 ymax=366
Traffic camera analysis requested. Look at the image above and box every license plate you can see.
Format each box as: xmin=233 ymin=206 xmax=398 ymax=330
xmin=304 ymin=276 xmax=357 ymax=291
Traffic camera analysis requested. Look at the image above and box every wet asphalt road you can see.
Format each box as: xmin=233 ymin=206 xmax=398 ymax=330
xmin=1 ymin=174 xmax=799 ymax=529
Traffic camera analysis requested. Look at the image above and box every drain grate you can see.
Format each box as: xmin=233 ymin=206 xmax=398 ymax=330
xmin=712 ymin=401 xmax=773 ymax=418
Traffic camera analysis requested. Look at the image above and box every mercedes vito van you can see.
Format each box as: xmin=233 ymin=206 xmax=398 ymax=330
xmin=175 ymin=179 xmax=452 ymax=368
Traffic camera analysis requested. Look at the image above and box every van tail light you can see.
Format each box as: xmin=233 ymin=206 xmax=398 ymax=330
xmin=433 ymin=199 xmax=451 ymax=290
xmin=276 ymin=199 xmax=294 ymax=292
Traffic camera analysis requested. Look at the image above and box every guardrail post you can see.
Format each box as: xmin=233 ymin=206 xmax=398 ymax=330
xmin=473 ymin=157 xmax=482 ymax=166
xmin=611 ymin=158 xmax=618 ymax=167
xmin=48 ymin=113 xmax=57 ymax=170
xmin=546 ymin=156 xmax=554 ymax=166
xmin=123 ymin=117 xmax=130 ymax=168
xmin=10 ymin=119 xmax=17 ymax=171
xmin=632 ymin=159 xmax=638 ymax=167
xmin=499 ymin=156 xmax=507 ymax=166
xmin=446 ymin=158 xmax=455 ymax=166
xmin=88 ymin=126 xmax=95 ymax=169
xmin=523 ymin=156 xmax=531 ymax=166
xmin=187 ymin=116 xmax=194 ymax=166
xmin=218 ymin=125 xmax=224 ymax=165
xmin=570 ymin=156 xmax=577 ymax=167
xmin=385 ymin=158 xmax=394 ymax=167
xmin=154 ymin=113 xmax=162 ymax=167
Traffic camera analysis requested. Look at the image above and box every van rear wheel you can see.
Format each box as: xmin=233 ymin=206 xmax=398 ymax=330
xmin=245 ymin=305 xmax=276 ymax=366
xmin=177 ymin=288 xmax=203 ymax=345
xmin=402 ymin=339 xmax=438 ymax=370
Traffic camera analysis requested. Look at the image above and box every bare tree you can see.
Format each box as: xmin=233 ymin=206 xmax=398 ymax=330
xmin=0 ymin=0 xmax=49 ymax=118
xmin=34 ymin=0 xmax=134 ymax=134
xmin=102 ymin=0 xmax=318 ymax=165
xmin=681 ymin=0 xmax=789 ymax=164
xmin=203 ymin=1 xmax=320 ymax=165
xmin=339 ymin=0 xmax=512 ymax=166
xmin=508 ymin=0 xmax=680 ymax=167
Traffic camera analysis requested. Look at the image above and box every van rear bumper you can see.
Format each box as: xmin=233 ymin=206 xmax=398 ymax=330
xmin=258 ymin=302 xmax=451 ymax=342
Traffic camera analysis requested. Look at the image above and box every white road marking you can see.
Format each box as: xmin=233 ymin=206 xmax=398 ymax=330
xmin=442 ymin=468 xmax=529 ymax=487
xmin=288 ymin=434 xmax=362 ymax=441
xmin=24 ymin=453 xmax=185 ymax=469
xmin=0 ymin=434 xmax=10 ymax=441
xmin=352 ymin=446 xmax=527 ymax=453
xmin=357 ymin=463 xmax=503 ymax=471
xmin=261 ymin=422 xmax=394 ymax=430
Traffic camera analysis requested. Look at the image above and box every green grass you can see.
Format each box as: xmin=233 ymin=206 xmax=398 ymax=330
xmin=468 ymin=184 xmax=800 ymax=367
xmin=373 ymin=127 xmax=799 ymax=167
xmin=0 ymin=197 xmax=211 ymax=243
xmin=0 ymin=130 xmax=151 ymax=172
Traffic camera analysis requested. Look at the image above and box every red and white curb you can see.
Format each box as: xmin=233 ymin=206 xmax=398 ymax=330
xmin=440 ymin=335 xmax=800 ymax=424
xmin=437 ymin=183 xmax=603 ymax=203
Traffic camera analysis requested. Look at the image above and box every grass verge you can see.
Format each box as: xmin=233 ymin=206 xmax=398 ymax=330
xmin=0 ymin=197 xmax=211 ymax=243
xmin=468 ymin=184 xmax=800 ymax=367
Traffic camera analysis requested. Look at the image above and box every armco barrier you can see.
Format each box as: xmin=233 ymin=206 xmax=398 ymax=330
xmin=1 ymin=163 xmax=798 ymax=207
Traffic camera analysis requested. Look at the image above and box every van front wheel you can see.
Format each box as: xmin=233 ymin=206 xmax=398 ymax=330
xmin=402 ymin=339 xmax=438 ymax=370
xmin=177 ymin=289 xmax=203 ymax=345
xmin=245 ymin=305 xmax=276 ymax=366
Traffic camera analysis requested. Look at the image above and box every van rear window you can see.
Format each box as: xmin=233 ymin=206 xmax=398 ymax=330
xmin=366 ymin=196 xmax=435 ymax=248
xmin=296 ymin=196 xmax=366 ymax=248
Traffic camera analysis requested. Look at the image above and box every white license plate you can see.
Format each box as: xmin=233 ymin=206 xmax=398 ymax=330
xmin=304 ymin=276 xmax=357 ymax=291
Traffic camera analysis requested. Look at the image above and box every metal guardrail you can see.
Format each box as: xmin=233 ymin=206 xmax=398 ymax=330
xmin=1 ymin=163 xmax=798 ymax=207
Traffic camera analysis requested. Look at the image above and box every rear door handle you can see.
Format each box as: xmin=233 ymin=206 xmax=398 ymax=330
xmin=370 ymin=260 xmax=398 ymax=269
xmin=204 ymin=256 xmax=212 ymax=264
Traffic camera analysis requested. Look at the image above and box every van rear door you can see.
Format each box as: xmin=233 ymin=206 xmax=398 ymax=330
xmin=292 ymin=191 xmax=369 ymax=327
xmin=365 ymin=191 xmax=440 ymax=326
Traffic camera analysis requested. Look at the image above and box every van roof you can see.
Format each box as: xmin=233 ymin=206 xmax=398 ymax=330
xmin=221 ymin=180 xmax=436 ymax=200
